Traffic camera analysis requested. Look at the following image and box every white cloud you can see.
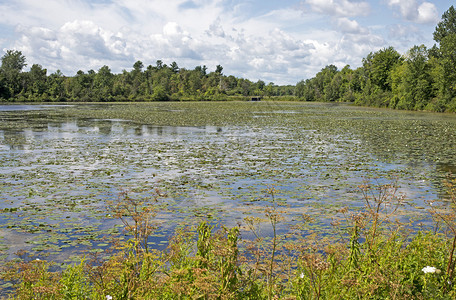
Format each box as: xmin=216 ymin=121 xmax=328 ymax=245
xmin=387 ymin=0 xmax=438 ymax=24
xmin=416 ymin=2 xmax=439 ymax=23
xmin=336 ymin=17 xmax=368 ymax=34
xmin=206 ymin=18 xmax=226 ymax=38
xmin=304 ymin=0 xmax=371 ymax=17
xmin=387 ymin=24 xmax=423 ymax=48
xmin=149 ymin=22 xmax=201 ymax=60
xmin=13 ymin=20 xmax=133 ymax=72
xmin=0 ymin=0 xmax=441 ymax=84
xmin=10 ymin=9 xmax=381 ymax=84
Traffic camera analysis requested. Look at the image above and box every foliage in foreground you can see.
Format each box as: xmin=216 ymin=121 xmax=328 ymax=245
xmin=2 ymin=180 xmax=456 ymax=299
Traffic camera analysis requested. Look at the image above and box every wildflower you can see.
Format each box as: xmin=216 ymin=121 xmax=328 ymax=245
xmin=106 ymin=296 xmax=112 ymax=300
xmin=300 ymin=273 xmax=304 ymax=279
xmin=422 ymin=266 xmax=438 ymax=274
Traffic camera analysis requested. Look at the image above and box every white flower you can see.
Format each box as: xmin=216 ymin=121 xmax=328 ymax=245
xmin=422 ymin=266 xmax=437 ymax=274
xmin=106 ymin=296 xmax=113 ymax=300
xmin=300 ymin=273 xmax=304 ymax=278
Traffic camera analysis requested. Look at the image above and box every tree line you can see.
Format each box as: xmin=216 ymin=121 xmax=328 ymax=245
xmin=296 ymin=5 xmax=456 ymax=112
xmin=0 ymin=53 xmax=294 ymax=102
xmin=1 ymin=5 xmax=455 ymax=112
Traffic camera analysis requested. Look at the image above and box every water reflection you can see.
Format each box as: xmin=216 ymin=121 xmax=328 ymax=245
xmin=0 ymin=120 xmax=227 ymax=150
xmin=0 ymin=105 xmax=48 ymax=111
xmin=1 ymin=130 xmax=28 ymax=150
xmin=437 ymin=162 xmax=456 ymax=176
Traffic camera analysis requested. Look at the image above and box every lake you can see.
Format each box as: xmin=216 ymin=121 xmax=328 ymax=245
xmin=1 ymin=102 xmax=455 ymax=262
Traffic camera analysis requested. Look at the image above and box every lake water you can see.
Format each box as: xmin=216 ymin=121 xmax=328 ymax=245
xmin=0 ymin=102 xmax=455 ymax=262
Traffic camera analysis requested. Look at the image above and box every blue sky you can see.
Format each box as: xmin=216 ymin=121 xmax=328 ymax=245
xmin=0 ymin=0 xmax=453 ymax=85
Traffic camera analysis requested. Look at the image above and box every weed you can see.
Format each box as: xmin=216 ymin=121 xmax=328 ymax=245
xmin=3 ymin=182 xmax=456 ymax=299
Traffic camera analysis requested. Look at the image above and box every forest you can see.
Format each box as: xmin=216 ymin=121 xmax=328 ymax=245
xmin=296 ymin=5 xmax=456 ymax=112
xmin=0 ymin=52 xmax=295 ymax=102
xmin=0 ymin=6 xmax=455 ymax=112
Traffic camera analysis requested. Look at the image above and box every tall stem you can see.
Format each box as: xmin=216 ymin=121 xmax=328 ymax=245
xmin=447 ymin=232 xmax=456 ymax=283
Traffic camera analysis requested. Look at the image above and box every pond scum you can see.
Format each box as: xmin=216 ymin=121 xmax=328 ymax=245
xmin=1 ymin=179 xmax=456 ymax=299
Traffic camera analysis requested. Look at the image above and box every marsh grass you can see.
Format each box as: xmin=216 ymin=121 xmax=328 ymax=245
xmin=2 ymin=181 xmax=456 ymax=299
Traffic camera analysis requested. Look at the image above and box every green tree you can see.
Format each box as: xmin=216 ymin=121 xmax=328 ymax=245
xmin=94 ymin=65 xmax=114 ymax=101
xmin=255 ymin=80 xmax=265 ymax=91
xmin=295 ymin=79 xmax=317 ymax=101
xmin=265 ymin=82 xmax=275 ymax=97
xmin=133 ymin=61 xmax=144 ymax=73
xmin=170 ymin=61 xmax=179 ymax=73
xmin=130 ymin=61 xmax=146 ymax=98
xmin=1 ymin=50 xmax=26 ymax=73
xmin=169 ymin=73 xmax=180 ymax=96
xmin=434 ymin=5 xmax=456 ymax=43
xmin=0 ymin=72 xmax=10 ymax=99
xmin=112 ymin=70 xmax=131 ymax=100
xmin=155 ymin=60 xmax=164 ymax=70
xmin=1 ymin=50 xmax=27 ymax=97
xmin=27 ymin=64 xmax=48 ymax=98
xmin=325 ymin=72 xmax=342 ymax=101
xmin=237 ymin=78 xmax=252 ymax=96
xmin=188 ymin=69 xmax=203 ymax=95
xmin=151 ymin=85 xmax=169 ymax=101
xmin=215 ymin=65 xmax=223 ymax=75
xmin=311 ymin=65 xmax=338 ymax=101
xmin=439 ymin=34 xmax=456 ymax=108
xmin=324 ymin=66 xmax=356 ymax=102
xmin=391 ymin=45 xmax=434 ymax=110
xmin=48 ymin=70 xmax=66 ymax=101
xmin=68 ymin=70 xmax=94 ymax=101
xmin=195 ymin=65 xmax=207 ymax=77
xmin=295 ymin=80 xmax=306 ymax=99
xmin=363 ymin=47 xmax=402 ymax=92
xmin=359 ymin=47 xmax=402 ymax=107
xmin=338 ymin=65 xmax=357 ymax=102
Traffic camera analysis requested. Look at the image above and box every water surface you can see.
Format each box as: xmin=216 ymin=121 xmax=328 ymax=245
xmin=0 ymin=102 xmax=455 ymax=261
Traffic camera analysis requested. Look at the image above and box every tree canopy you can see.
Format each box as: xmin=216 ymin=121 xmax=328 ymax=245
xmin=294 ymin=5 xmax=456 ymax=112
xmin=0 ymin=51 xmax=293 ymax=102
xmin=434 ymin=5 xmax=456 ymax=43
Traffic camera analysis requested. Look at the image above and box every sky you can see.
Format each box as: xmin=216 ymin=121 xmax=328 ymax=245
xmin=0 ymin=0 xmax=453 ymax=85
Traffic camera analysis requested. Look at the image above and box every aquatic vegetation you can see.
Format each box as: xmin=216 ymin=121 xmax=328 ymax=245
xmin=0 ymin=102 xmax=456 ymax=296
xmin=2 ymin=181 xmax=456 ymax=299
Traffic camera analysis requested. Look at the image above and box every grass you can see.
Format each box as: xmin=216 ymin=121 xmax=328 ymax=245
xmin=2 ymin=179 xmax=456 ymax=299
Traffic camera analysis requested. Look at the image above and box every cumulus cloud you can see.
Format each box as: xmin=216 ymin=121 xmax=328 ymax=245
xmin=0 ymin=0 xmax=439 ymax=84
xmin=387 ymin=0 xmax=438 ymax=24
xmin=149 ymin=22 xmax=201 ymax=60
xmin=210 ymin=26 xmax=314 ymax=82
xmin=206 ymin=18 xmax=226 ymax=38
xmin=59 ymin=21 xmax=118 ymax=59
xmin=304 ymin=0 xmax=371 ymax=17
xmin=387 ymin=24 xmax=424 ymax=49
xmin=13 ymin=20 xmax=134 ymax=72
xmin=416 ymin=2 xmax=439 ymax=23
xmin=336 ymin=17 xmax=368 ymax=34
